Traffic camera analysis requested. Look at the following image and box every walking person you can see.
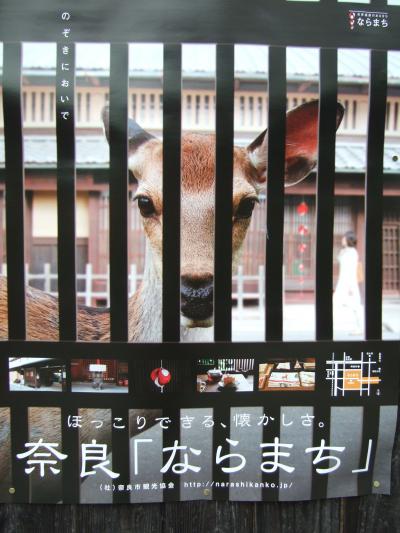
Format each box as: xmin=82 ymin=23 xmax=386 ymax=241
xmin=333 ymin=230 xmax=363 ymax=335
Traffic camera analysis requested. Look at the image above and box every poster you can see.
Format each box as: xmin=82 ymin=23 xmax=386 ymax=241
xmin=0 ymin=0 xmax=399 ymax=504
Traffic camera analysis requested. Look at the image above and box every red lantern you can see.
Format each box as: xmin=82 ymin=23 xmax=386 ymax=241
xmin=150 ymin=368 xmax=160 ymax=382
xmin=158 ymin=368 xmax=172 ymax=385
xmin=296 ymin=201 xmax=308 ymax=216
xmin=298 ymin=243 xmax=307 ymax=253
xmin=298 ymin=224 xmax=309 ymax=236
xmin=298 ymin=263 xmax=304 ymax=271
xmin=150 ymin=367 xmax=172 ymax=389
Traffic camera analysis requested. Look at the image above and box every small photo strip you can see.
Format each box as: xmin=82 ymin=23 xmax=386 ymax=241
xmin=9 ymin=357 xmax=67 ymax=392
xmin=71 ymin=359 xmax=129 ymax=393
xmin=258 ymin=357 xmax=316 ymax=392
xmin=197 ymin=358 xmax=255 ymax=392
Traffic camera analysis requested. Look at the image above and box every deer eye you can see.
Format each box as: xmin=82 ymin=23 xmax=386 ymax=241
xmin=136 ymin=196 xmax=156 ymax=217
xmin=235 ymin=198 xmax=257 ymax=220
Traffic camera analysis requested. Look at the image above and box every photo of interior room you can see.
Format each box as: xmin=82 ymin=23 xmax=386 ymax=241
xmin=197 ymin=358 xmax=255 ymax=392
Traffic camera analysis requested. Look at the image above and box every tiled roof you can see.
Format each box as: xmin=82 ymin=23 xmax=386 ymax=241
xmin=0 ymin=43 xmax=399 ymax=82
xmin=0 ymin=136 xmax=399 ymax=173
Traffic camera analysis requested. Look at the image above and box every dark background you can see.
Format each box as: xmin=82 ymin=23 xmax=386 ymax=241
xmin=0 ymin=440 xmax=399 ymax=533
xmin=0 ymin=0 xmax=399 ymax=530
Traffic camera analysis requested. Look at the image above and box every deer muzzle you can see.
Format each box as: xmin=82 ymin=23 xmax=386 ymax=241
xmin=180 ymin=273 xmax=213 ymax=327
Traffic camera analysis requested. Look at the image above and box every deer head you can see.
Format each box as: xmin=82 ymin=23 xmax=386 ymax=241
xmin=102 ymin=100 xmax=343 ymax=329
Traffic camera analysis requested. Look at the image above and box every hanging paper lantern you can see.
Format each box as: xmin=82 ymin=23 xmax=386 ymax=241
xmin=297 ymin=224 xmax=309 ymax=236
xmin=158 ymin=368 xmax=172 ymax=385
xmin=150 ymin=367 xmax=172 ymax=389
xmin=298 ymin=263 xmax=304 ymax=271
xmin=296 ymin=201 xmax=308 ymax=216
xmin=298 ymin=243 xmax=307 ymax=253
xmin=150 ymin=368 xmax=160 ymax=382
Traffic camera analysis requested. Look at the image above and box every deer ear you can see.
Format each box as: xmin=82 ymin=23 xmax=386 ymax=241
xmin=101 ymin=106 xmax=157 ymax=181
xmin=101 ymin=105 xmax=155 ymax=151
xmin=247 ymin=100 xmax=344 ymax=187
xmin=284 ymin=100 xmax=343 ymax=186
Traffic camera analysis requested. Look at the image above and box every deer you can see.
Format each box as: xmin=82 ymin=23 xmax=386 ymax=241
xmin=0 ymin=100 xmax=343 ymax=343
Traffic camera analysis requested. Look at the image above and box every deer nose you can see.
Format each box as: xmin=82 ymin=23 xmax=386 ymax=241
xmin=180 ymin=273 xmax=213 ymax=321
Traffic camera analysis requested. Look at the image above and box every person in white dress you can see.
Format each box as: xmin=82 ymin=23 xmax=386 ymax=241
xmin=333 ymin=230 xmax=363 ymax=335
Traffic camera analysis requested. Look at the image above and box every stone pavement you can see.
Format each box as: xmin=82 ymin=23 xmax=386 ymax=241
xmin=71 ymin=382 xmax=128 ymax=393
xmin=9 ymin=382 xmax=63 ymax=392
xmin=232 ymin=299 xmax=400 ymax=342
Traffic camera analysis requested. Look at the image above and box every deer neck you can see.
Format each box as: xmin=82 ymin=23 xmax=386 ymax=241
xmin=128 ymin=244 xmax=213 ymax=343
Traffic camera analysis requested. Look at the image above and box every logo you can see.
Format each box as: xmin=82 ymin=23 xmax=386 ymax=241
xmin=348 ymin=10 xmax=389 ymax=31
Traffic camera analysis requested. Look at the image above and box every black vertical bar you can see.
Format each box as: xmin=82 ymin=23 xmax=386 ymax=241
xmin=0 ymin=355 xmax=9 ymax=403
xmin=112 ymin=407 xmax=130 ymax=503
xmin=163 ymin=45 xmax=182 ymax=342
xmin=61 ymin=406 xmax=80 ymax=503
xmin=265 ymin=46 xmax=286 ymax=341
xmin=10 ymin=405 xmax=29 ymax=502
xmin=109 ymin=44 xmax=129 ymax=342
xmin=311 ymin=403 xmax=331 ymax=499
xmin=365 ymin=51 xmax=387 ymax=340
xmin=3 ymin=43 xmax=26 ymax=339
xmin=212 ymin=404 xmax=230 ymax=500
xmin=315 ymin=48 xmax=338 ymax=341
xmin=357 ymin=404 xmax=379 ymax=496
xmin=56 ymin=39 xmax=80 ymax=496
xmin=63 ymin=357 xmax=72 ymax=392
xmin=214 ymin=44 xmax=234 ymax=342
xmin=56 ymin=43 xmax=77 ymax=341
xmin=162 ymin=406 xmax=180 ymax=502
xmin=261 ymin=405 xmax=280 ymax=501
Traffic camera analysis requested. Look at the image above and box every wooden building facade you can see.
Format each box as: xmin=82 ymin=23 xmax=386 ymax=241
xmin=0 ymin=44 xmax=399 ymax=301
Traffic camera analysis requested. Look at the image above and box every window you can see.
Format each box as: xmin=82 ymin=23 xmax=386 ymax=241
xmin=149 ymin=94 xmax=155 ymax=122
xmin=249 ymin=96 xmax=254 ymax=126
xmin=29 ymin=238 xmax=88 ymax=293
xmin=140 ymin=94 xmax=146 ymax=122
xmin=131 ymin=93 xmax=136 ymax=117
xmin=343 ymin=99 xmax=349 ymax=129
xmin=240 ymin=96 xmax=245 ymax=126
xmin=386 ymin=102 xmax=391 ymax=130
xmin=86 ymin=93 xmax=91 ymax=122
xmin=40 ymin=92 xmax=45 ymax=122
xmin=195 ymin=95 xmax=200 ymax=124
xmin=257 ymin=96 xmax=263 ymax=126
xmin=31 ymin=92 xmax=36 ymax=121
xmin=352 ymin=100 xmax=357 ymax=129
xmin=77 ymin=92 xmax=82 ymax=122
xmin=49 ymin=92 xmax=54 ymax=122
xmin=204 ymin=95 xmax=209 ymax=122
xmin=186 ymin=94 xmax=192 ymax=122
xmin=22 ymin=91 xmax=27 ymax=120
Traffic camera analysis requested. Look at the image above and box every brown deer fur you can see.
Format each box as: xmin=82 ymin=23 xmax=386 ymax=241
xmin=0 ymin=101 xmax=343 ymax=342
